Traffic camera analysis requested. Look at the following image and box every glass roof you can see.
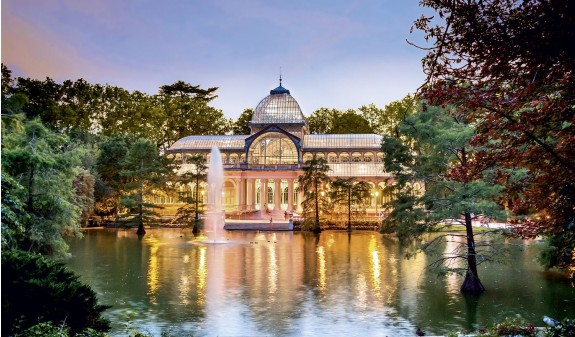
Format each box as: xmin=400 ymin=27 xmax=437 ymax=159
xmin=303 ymin=134 xmax=383 ymax=150
xmin=167 ymin=135 xmax=247 ymax=152
xmin=250 ymin=92 xmax=306 ymax=125
xmin=327 ymin=163 xmax=388 ymax=177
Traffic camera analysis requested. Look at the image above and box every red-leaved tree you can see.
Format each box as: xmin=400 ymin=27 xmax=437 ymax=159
xmin=413 ymin=0 xmax=575 ymax=275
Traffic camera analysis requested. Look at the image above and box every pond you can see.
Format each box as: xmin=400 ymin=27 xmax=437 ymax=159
xmin=67 ymin=228 xmax=575 ymax=337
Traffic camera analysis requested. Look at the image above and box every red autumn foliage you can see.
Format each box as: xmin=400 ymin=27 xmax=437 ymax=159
xmin=414 ymin=0 xmax=575 ymax=271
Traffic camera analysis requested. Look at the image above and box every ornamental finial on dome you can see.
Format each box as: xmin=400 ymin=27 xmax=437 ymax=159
xmin=271 ymin=70 xmax=290 ymax=95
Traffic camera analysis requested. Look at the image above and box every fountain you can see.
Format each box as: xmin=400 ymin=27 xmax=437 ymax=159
xmin=205 ymin=146 xmax=226 ymax=242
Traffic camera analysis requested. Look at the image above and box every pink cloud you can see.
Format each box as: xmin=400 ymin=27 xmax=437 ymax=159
xmin=1 ymin=13 xmax=98 ymax=80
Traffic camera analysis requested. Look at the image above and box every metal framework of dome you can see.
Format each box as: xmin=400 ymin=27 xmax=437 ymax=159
xmin=249 ymin=84 xmax=306 ymax=125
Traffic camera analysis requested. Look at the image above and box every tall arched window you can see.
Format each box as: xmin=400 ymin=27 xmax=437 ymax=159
xmin=248 ymin=132 xmax=298 ymax=165
xmin=267 ymin=186 xmax=273 ymax=206
xmin=282 ymin=187 xmax=289 ymax=204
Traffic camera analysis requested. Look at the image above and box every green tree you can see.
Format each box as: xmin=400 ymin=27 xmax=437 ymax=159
xmin=232 ymin=108 xmax=254 ymax=135
xmin=359 ymin=95 xmax=417 ymax=137
xmin=329 ymin=178 xmax=371 ymax=231
xmin=330 ymin=110 xmax=373 ymax=134
xmin=307 ymin=108 xmax=341 ymax=134
xmin=1 ymin=119 xmax=84 ymax=256
xmin=94 ymin=136 xmax=130 ymax=217
xmin=157 ymin=81 xmax=231 ymax=150
xmin=119 ymin=138 xmax=176 ymax=235
xmin=414 ymin=0 xmax=575 ymax=276
xmin=175 ymin=155 xmax=208 ymax=234
xmin=1 ymin=172 xmax=29 ymax=251
xmin=73 ymin=169 xmax=95 ymax=227
xmin=308 ymin=108 xmax=376 ymax=134
xmin=381 ymin=104 xmax=506 ymax=293
xmin=297 ymin=154 xmax=331 ymax=233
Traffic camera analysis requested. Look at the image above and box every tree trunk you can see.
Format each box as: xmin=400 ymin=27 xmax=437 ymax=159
xmin=137 ymin=159 xmax=146 ymax=236
xmin=347 ymin=187 xmax=352 ymax=232
xmin=136 ymin=223 xmax=146 ymax=235
xmin=460 ymin=211 xmax=485 ymax=293
xmin=314 ymin=179 xmax=321 ymax=232
xmin=193 ymin=176 xmax=200 ymax=234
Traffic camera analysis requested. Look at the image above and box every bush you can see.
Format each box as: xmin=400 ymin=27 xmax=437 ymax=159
xmin=1 ymin=250 xmax=111 ymax=336
xmin=545 ymin=318 xmax=575 ymax=337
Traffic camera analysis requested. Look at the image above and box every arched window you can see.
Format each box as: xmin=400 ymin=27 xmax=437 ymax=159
xmin=282 ymin=187 xmax=289 ymax=204
xmin=364 ymin=153 xmax=374 ymax=162
xmin=328 ymin=152 xmax=337 ymax=163
xmin=340 ymin=153 xmax=349 ymax=162
xmin=267 ymin=186 xmax=273 ymax=206
xmin=229 ymin=153 xmax=239 ymax=163
xmin=248 ymin=132 xmax=298 ymax=165
xmin=352 ymin=152 xmax=362 ymax=162
xmin=303 ymin=153 xmax=313 ymax=162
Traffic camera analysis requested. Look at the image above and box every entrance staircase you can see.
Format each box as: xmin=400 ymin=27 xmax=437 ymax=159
xmin=224 ymin=209 xmax=291 ymax=231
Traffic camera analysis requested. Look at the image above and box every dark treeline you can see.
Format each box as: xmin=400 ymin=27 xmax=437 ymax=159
xmin=2 ymin=65 xmax=232 ymax=152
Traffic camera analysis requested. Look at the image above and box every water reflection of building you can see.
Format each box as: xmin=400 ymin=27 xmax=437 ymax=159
xmin=162 ymin=80 xmax=402 ymax=220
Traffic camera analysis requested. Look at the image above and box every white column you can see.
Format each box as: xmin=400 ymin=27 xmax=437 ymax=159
xmin=260 ymin=179 xmax=268 ymax=210
xmin=235 ymin=178 xmax=243 ymax=211
xmin=287 ymin=178 xmax=294 ymax=212
xmin=246 ymin=178 xmax=252 ymax=211
xmin=274 ymin=179 xmax=281 ymax=210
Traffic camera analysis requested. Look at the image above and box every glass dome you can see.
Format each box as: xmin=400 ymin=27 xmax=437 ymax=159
xmin=250 ymin=85 xmax=306 ymax=125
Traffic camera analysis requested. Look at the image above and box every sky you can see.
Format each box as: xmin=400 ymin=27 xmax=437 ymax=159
xmin=2 ymin=0 xmax=433 ymax=120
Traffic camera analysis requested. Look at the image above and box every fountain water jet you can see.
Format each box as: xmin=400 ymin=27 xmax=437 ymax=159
xmin=205 ymin=146 xmax=226 ymax=243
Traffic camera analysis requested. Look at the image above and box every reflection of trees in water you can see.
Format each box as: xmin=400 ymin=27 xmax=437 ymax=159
xmin=66 ymin=229 xmax=575 ymax=336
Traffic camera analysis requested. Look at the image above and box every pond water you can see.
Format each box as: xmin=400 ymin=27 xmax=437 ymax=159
xmin=67 ymin=229 xmax=575 ymax=337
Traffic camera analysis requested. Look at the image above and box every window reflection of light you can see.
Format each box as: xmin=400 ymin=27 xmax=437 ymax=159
xmin=268 ymin=244 xmax=278 ymax=297
xmin=197 ymin=246 xmax=207 ymax=305
xmin=369 ymin=235 xmax=381 ymax=294
xmin=445 ymin=235 xmax=462 ymax=294
xmin=145 ymin=236 xmax=160 ymax=305
xmin=317 ymin=246 xmax=326 ymax=291
xmin=356 ymin=274 xmax=368 ymax=311
xmin=179 ymin=275 xmax=189 ymax=305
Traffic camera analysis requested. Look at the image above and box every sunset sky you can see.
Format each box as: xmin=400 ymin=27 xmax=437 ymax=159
xmin=2 ymin=0 xmax=433 ymax=119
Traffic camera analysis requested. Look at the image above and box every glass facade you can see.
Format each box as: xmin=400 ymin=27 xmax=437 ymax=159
xmin=161 ymin=82 xmax=402 ymax=217
xmin=248 ymin=132 xmax=298 ymax=164
xmin=303 ymin=134 xmax=383 ymax=150
xmin=169 ymin=135 xmax=247 ymax=152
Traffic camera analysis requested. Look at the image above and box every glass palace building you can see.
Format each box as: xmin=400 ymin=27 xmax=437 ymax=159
xmin=164 ymin=82 xmax=396 ymax=219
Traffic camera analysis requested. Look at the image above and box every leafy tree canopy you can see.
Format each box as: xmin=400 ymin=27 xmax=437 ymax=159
xmin=382 ymin=104 xmax=507 ymax=293
xmin=297 ymin=155 xmax=331 ymax=232
xmin=3 ymin=67 xmax=232 ymax=151
xmin=1 ymin=119 xmax=85 ymax=256
xmin=414 ymin=0 xmax=575 ymax=274
xmin=232 ymin=108 xmax=254 ymax=135
xmin=307 ymin=108 xmax=373 ymax=134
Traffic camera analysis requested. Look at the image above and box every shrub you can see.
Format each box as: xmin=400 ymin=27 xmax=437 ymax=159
xmin=1 ymin=250 xmax=111 ymax=336
xmin=545 ymin=318 xmax=575 ymax=337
